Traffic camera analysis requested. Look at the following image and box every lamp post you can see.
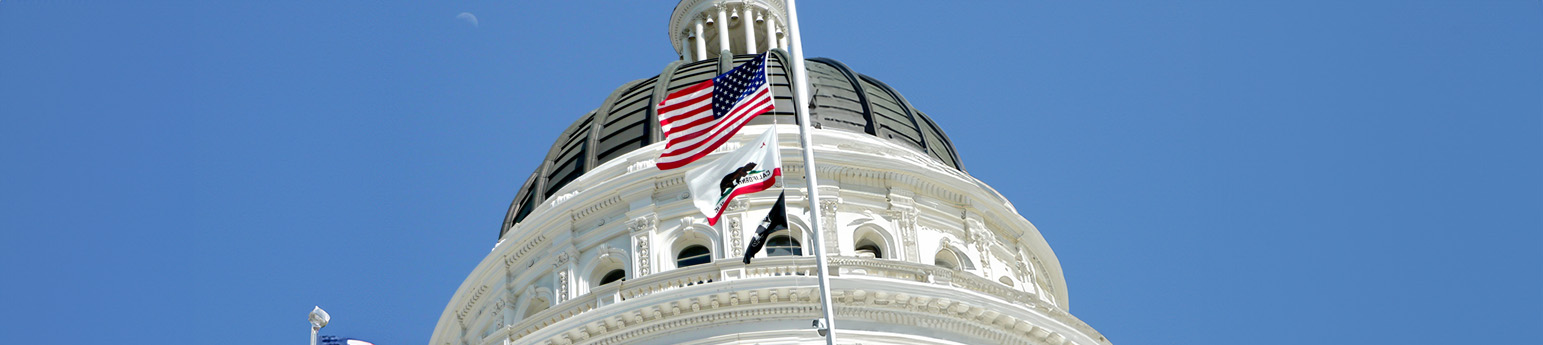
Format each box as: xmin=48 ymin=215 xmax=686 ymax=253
xmin=309 ymin=306 xmax=330 ymax=345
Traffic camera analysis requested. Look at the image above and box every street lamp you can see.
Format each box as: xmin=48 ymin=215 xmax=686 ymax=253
xmin=309 ymin=306 xmax=330 ymax=345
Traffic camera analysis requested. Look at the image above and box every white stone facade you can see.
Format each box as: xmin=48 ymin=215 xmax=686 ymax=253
xmin=428 ymin=125 xmax=1110 ymax=345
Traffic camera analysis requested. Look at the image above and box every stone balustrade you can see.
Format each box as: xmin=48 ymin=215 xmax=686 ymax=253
xmin=492 ymin=256 xmax=1100 ymax=345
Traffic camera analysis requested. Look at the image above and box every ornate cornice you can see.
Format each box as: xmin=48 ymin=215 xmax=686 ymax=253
xmin=572 ymin=194 xmax=623 ymax=222
xmin=486 ymin=257 xmax=1103 ymax=345
xmin=502 ymin=234 xmax=549 ymax=272
xmin=455 ymin=284 xmax=491 ymax=326
xmin=522 ymin=282 xmax=1092 ymax=345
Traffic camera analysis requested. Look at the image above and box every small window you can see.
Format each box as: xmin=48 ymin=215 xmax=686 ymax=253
xmin=855 ymin=238 xmax=883 ymax=259
xmin=676 ymin=245 xmax=712 ymax=268
xmin=599 ymin=269 xmax=626 ymax=285
xmin=935 ymin=249 xmax=961 ymax=270
xmin=999 ymin=276 xmax=1015 ymax=287
xmin=766 ymin=234 xmax=802 ymax=256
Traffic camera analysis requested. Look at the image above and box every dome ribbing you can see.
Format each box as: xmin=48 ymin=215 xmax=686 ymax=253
xmin=501 ymin=50 xmax=963 ymax=238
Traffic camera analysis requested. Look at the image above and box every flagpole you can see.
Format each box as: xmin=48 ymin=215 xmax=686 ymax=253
xmin=781 ymin=1 xmax=838 ymax=344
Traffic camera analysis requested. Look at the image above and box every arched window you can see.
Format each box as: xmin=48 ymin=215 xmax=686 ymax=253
xmin=589 ymin=253 xmax=628 ymax=288
xmin=852 ymin=227 xmax=892 ymax=260
xmin=598 ymin=269 xmax=626 ymax=285
xmin=935 ymin=249 xmax=961 ymax=269
xmin=676 ymin=245 xmax=712 ymax=268
xmin=998 ymin=276 xmax=1015 ymax=287
xmin=523 ymin=298 xmax=549 ymax=318
xmin=855 ymin=238 xmax=883 ymax=259
xmin=766 ymin=234 xmax=802 ymax=256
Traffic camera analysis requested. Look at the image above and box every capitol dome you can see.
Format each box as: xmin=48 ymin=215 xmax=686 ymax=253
xmin=502 ymin=51 xmax=965 ymax=239
xmin=432 ymin=1 xmax=1110 ymax=344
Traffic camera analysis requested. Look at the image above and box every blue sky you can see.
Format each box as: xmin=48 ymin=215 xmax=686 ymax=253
xmin=2 ymin=1 xmax=1539 ymax=344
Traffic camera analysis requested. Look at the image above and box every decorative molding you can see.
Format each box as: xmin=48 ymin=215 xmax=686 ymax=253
xmin=1032 ymin=256 xmax=1054 ymax=299
xmin=727 ymin=197 xmax=750 ymax=212
xmin=626 ymin=159 xmax=655 ymax=174
xmin=573 ymin=195 xmax=624 ymax=222
xmin=727 ymin=216 xmax=744 ymax=258
xmin=634 ymin=233 xmax=651 ymax=276
xmin=627 ymin=215 xmax=657 ymax=234
xmin=889 ymin=208 xmax=920 ymax=261
xmin=549 ymin=189 xmax=584 ymax=208
xmin=556 ymin=270 xmax=570 ymax=303
xmin=503 ymin=234 xmax=549 ymax=271
xmin=888 ymin=188 xmax=921 ymax=261
xmin=836 ymin=142 xmax=908 ymax=158
xmin=629 ymin=215 xmax=657 ymax=277
xmin=652 ymin=176 xmax=684 ymax=190
xmin=678 ymin=216 xmax=701 ymax=229
xmin=963 ymin=213 xmax=992 ymax=276
xmin=455 ymin=284 xmax=490 ymax=325
xmin=552 ymin=251 xmax=571 ymax=268
xmin=818 ymin=198 xmax=840 ymax=254
xmin=534 ymin=284 xmax=1079 ymax=345
xmin=484 ymin=257 xmax=1101 ymax=345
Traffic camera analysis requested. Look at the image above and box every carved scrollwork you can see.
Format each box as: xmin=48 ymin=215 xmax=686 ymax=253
xmin=728 ymin=198 xmax=750 ymax=212
xmin=635 ymin=234 xmax=651 ymax=275
xmin=556 ymin=270 xmax=569 ymax=303
xmin=819 ymin=198 xmax=840 ymax=252
xmin=552 ymin=251 xmax=571 ymax=267
xmin=885 ymin=208 xmax=920 ymax=260
xmin=728 ymin=216 xmax=744 ymax=255
xmin=901 ymin=210 xmax=919 ymax=260
xmin=628 ymin=215 xmax=657 ymax=233
xmin=819 ymin=198 xmax=839 ymax=214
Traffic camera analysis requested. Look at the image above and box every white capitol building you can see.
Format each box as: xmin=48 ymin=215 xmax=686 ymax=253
xmin=429 ymin=1 xmax=1112 ymax=344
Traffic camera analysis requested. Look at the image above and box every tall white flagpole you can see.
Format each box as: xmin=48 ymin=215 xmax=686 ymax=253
xmin=781 ymin=0 xmax=838 ymax=344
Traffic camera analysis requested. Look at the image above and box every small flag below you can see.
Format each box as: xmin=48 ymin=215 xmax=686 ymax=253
xmin=685 ymin=127 xmax=782 ymax=225
xmin=320 ymin=336 xmax=377 ymax=345
xmin=742 ymin=192 xmax=788 ymax=264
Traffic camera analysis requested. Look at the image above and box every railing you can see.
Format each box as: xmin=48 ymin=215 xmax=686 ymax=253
xmin=495 ymin=256 xmax=1097 ymax=344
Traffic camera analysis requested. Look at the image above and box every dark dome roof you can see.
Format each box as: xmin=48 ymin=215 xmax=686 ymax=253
xmin=501 ymin=51 xmax=963 ymax=238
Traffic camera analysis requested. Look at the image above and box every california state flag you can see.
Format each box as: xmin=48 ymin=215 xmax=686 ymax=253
xmin=685 ymin=127 xmax=782 ymax=226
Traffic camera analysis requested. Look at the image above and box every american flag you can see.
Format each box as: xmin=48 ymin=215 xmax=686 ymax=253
xmin=319 ymin=336 xmax=376 ymax=345
xmin=655 ymin=53 xmax=775 ymax=170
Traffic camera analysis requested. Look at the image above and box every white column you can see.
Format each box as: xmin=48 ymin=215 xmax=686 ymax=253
xmin=765 ymin=15 xmax=778 ymax=50
xmin=693 ymin=18 xmax=707 ymax=61
xmin=684 ymin=41 xmax=694 ymax=61
xmin=742 ymin=6 xmax=756 ymax=54
xmin=716 ymin=6 xmax=731 ymax=55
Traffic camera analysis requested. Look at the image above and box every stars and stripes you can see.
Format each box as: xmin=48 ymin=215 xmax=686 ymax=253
xmin=656 ymin=52 xmax=775 ymax=170
xmin=319 ymin=336 xmax=377 ymax=345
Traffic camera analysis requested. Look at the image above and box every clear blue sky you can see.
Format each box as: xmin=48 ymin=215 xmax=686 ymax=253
xmin=2 ymin=1 xmax=1539 ymax=344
